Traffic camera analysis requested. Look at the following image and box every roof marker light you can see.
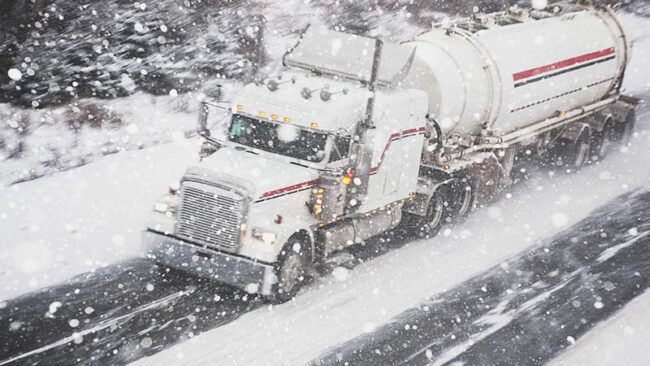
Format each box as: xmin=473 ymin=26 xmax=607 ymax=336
xmin=283 ymin=117 xmax=292 ymax=123
xmin=310 ymin=122 xmax=319 ymax=128
xmin=259 ymin=111 xmax=267 ymax=118
xmin=271 ymin=114 xmax=279 ymax=120
xmin=236 ymin=104 xmax=244 ymax=111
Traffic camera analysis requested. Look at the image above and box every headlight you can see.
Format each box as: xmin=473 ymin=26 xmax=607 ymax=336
xmin=152 ymin=194 xmax=178 ymax=215
xmin=251 ymin=228 xmax=277 ymax=244
xmin=153 ymin=202 xmax=170 ymax=214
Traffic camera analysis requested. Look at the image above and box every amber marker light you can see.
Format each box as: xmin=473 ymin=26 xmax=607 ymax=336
xmin=341 ymin=170 xmax=355 ymax=185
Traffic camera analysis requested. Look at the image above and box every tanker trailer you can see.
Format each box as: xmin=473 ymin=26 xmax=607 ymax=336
xmin=397 ymin=0 xmax=640 ymax=235
xmin=401 ymin=1 xmax=629 ymax=138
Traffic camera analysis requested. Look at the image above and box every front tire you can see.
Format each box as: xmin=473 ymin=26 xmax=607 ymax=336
xmin=267 ymin=239 xmax=309 ymax=304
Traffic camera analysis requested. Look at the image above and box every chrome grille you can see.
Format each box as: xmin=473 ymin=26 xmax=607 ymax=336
xmin=176 ymin=181 xmax=244 ymax=251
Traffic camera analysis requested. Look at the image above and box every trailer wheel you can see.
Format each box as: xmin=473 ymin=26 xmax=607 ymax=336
xmin=267 ymin=236 xmax=309 ymax=304
xmin=554 ymin=131 xmax=591 ymax=172
xmin=614 ymin=109 xmax=636 ymax=145
xmin=590 ymin=121 xmax=614 ymax=162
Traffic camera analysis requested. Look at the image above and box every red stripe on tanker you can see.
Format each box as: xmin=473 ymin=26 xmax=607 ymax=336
xmin=513 ymin=47 xmax=616 ymax=82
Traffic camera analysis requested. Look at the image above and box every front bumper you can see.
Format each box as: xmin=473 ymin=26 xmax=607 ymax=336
xmin=142 ymin=230 xmax=276 ymax=295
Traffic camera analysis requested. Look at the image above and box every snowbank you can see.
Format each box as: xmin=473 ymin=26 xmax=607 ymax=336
xmin=0 ymin=139 xmax=197 ymax=301
xmin=0 ymin=92 xmax=198 ymax=186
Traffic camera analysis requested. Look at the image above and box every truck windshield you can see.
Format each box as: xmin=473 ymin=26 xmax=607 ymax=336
xmin=228 ymin=114 xmax=328 ymax=163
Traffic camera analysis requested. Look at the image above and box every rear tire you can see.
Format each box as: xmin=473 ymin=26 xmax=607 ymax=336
xmin=614 ymin=109 xmax=636 ymax=145
xmin=552 ymin=131 xmax=591 ymax=172
xmin=424 ymin=192 xmax=445 ymax=237
xmin=450 ymin=176 xmax=476 ymax=219
xmin=590 ymin=121 xmax=614 ymax=162
xmin=402 ymin=186 xmax=450 ymax=239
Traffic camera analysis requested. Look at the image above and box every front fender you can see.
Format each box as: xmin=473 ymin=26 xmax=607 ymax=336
xmin=238 ymin=191 xmax=318 ymax=263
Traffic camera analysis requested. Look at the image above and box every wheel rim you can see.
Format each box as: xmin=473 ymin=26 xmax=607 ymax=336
xmin=574 ymin=141 xmax=589 ymax=167
xmin=598 ymin=128 xmax=612 ymax=157
xmin=279 ymin=253 xmax=303 ymax=294
xmin=457 ymin=185 xmax=472 ymax=216
xmin=429 ymin=196 xmax=444 ymax=229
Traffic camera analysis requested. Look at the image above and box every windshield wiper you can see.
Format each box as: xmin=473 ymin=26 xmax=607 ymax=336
xmin=234 ymin=145 xmax=259 ymax=155
xmin=290 ymin=161 xmax=309 ymax=168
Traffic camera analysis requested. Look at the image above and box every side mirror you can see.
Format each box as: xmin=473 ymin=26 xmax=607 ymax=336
xmin=185 ymin=101 xmax=230 ymax=139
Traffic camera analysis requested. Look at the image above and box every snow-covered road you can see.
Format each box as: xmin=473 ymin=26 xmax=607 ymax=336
xmin=0 ymin=11 xmax=648 ymax=366
xmin=550 ymin=289 xmax=650 ymax=366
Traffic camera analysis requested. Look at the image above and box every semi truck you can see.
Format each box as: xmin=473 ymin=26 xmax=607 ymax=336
xmin=143 ymin=0 xmax=639 ymax=303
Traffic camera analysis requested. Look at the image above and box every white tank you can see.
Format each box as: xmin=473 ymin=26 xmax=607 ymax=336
xmin=401 ymin=2 xmax=629 ymax=137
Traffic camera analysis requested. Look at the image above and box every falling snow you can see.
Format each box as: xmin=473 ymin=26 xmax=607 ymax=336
xmin=0 ymin=2 xmax=649 ymax=366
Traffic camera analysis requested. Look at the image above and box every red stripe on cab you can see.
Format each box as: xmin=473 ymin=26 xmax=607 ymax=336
xmin=256 ymin=126 xmax=426 ymax=201
xmin=260 ymin=179 xmax=318 ymax=199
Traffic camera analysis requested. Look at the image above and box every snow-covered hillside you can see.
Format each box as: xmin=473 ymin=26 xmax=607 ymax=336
xmin=0 ymin=0 xmax=437 ymax=186
xmin=1 ymin=1 xmax=647 ymax=187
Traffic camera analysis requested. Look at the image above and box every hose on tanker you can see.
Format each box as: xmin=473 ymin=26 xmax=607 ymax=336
xmin=426 ymin=114 xmax=444 ymax=152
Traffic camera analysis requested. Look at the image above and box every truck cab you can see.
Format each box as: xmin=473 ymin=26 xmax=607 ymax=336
xmin=143 ymin=35 xmax=429 ymax=302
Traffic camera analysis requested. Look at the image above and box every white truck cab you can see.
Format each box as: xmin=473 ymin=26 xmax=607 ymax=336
xmin=143 ymin=48 xmax=429 ymax=301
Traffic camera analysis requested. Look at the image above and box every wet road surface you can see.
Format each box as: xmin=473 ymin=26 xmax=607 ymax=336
xmin=311 ymin=189 xmax=650 ymax=366
xmin=0 ymin=260 xmax=259 ymax=365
